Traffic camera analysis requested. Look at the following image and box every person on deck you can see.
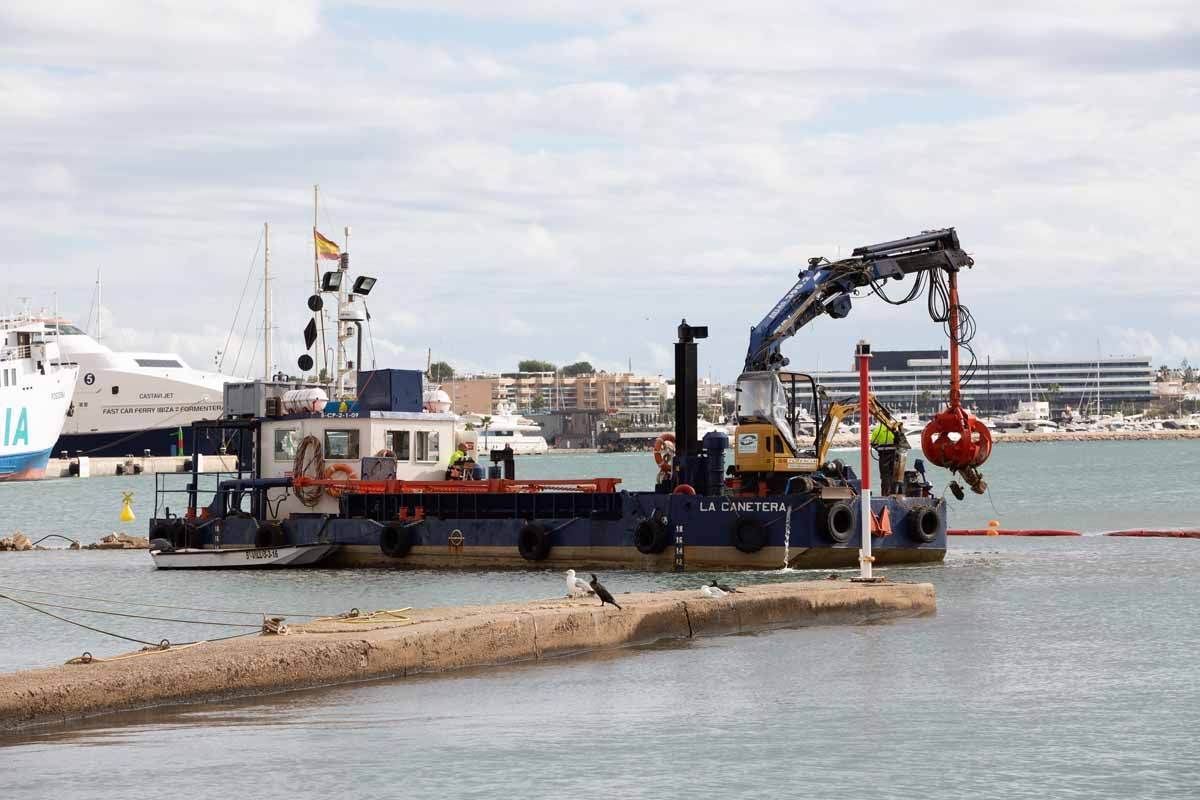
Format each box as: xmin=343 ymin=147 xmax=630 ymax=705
xmin=871 ymin=423 xmax=900 ymax=496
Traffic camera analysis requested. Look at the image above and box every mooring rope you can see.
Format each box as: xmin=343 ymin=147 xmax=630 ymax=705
xmin=6 ymin=596 xmax=262 ymax=628
xmin=0 ymin=584 xmax=325 ymax=617
xmin=0 ymin=593 xmax=173 ymax=648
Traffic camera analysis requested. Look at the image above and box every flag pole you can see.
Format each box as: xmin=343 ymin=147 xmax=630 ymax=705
xmin=314 ymin=184 xmax=328 ymax=381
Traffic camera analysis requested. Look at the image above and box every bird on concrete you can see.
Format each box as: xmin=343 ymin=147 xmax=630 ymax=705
xmin=589 ymin=574 xmax=622 ymax=610
xmin=565 ymin=569 xmax=594 ymax=597
xmin=700 ymin=585 xmax=726 ymax=598
xmin=709 ymin=579 xmax=739 ymax=593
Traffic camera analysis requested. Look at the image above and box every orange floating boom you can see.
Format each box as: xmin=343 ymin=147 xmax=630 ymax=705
xmin=947 ymin=529 xmax=1081 ymax=536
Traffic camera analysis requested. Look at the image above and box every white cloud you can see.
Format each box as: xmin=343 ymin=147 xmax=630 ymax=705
xmin=2 ymin=2 xmax=1197 ymax=381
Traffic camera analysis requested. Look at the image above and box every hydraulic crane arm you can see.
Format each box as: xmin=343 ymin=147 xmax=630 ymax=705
xmin=744 ymin=228 xmax=973 ymax=372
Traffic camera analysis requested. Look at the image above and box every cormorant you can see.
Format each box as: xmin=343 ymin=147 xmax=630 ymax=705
xmin=710 ymin=579 xmax=739 ymax=593
xmin=589 ymin=574 xmax=622 ymax=610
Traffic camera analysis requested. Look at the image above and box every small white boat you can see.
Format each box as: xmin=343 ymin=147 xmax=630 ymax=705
xmin=150 ymin=543 xmax=338 ymax=569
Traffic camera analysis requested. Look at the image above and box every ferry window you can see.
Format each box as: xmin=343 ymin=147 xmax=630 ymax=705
xmin=111 ymin=386 xmax=119 ymax=395
xmin=415 ymin=431 xmax=440 ymax=462
xmin=135 ymin=358 xmax=183 ymax=368
xmin=324 ymin=429 xmax=360 ymax=460
xmin=388 ymin=431 xmax=411 ymax=461
xmin=2 ymin=370 xmax=7 ymax=387
xmin=273 ymin=429 xmax=299 ymax=462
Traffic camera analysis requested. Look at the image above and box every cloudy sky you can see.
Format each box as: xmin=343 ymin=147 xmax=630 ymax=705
xmin=3 ymin=1 xmax=1198 ymax=381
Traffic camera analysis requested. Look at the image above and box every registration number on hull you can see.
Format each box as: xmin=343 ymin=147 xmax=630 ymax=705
xmin=247 ymin=549 xmax=279 ymax=560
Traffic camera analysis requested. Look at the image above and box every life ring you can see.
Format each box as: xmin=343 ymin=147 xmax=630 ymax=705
xmin=653 ymin=433 xmax=676 ymax=469
xmin=908 ymin=505 xmax=940 ymax=543
xmin=323 ymin=463 xmax=357 ymax=498
xmin=672 ymin=483 xmax=696 ymax=496
xmin=634 ymin=516 xmax=670 ymax=554
xmin=380 ymin=522 xmax=413 ymax=558
xmin=821 ymin=501 xmax=855 ymax=544
xmin=517 ymin=522 xmax=552 ymax=561
xmin=731 ymin=518 xmax=769 ymax=553
xmin=255 ymin=521 xmax=286 ymax=548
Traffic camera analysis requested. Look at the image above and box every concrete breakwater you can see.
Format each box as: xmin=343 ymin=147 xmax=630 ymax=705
xmin=0 ymin=580 xmax=934 ymax=731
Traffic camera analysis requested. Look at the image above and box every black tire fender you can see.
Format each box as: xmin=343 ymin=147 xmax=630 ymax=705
xmin=380 ymin=523 xmax=413 ymax=558
xmin=517 ymin=522 xmax=552 ymax=561
xmin=634 ymin=516 xmax=670 ymax=555
xmin=731 ymin=518 xmax=769 ymax=553
xmin=821 ymin=501 xmax=855 ymax=544
xmin=909 ymin=505 xmax=941 ymax=543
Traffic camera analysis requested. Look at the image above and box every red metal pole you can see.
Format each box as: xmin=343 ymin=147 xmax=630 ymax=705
xmin=855 ymin=340 xmax=873 ymax=580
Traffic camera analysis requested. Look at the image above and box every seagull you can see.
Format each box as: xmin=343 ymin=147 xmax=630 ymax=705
xmin=565 ymin=569 xmax=594 ymax=597
xmin=589 ymin=574 xmax=622 ymax=610
xmin=700 ymin=585 xmax=727 ymax=598
xmin=709 ymin=579 xmax=739 ymax=593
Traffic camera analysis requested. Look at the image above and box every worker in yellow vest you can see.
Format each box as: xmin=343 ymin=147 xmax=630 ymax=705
xmin=871 ymin=423 xmax=900 ymax=496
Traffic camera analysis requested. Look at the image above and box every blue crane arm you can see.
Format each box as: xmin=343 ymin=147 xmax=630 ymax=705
xmin=743 ymin=228 xmax=972 ymax=372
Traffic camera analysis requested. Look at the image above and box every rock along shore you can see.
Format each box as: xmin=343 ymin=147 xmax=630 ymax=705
xmin=0 ymin=580 xmax=934 ymax=732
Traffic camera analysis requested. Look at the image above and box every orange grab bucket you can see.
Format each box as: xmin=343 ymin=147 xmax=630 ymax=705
xmin=922 ymin=408 xmax=992 ymax=470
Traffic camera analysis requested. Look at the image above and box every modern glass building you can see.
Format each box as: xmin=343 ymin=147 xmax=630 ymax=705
xmin=802 ymin=349 xmax=1155 ymax=414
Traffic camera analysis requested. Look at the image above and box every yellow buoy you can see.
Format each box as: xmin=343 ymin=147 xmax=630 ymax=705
xmin=986 ymin=519 xmax=1000 ymax=536
xmin=120 ymin=492 xmax=136 ymax=523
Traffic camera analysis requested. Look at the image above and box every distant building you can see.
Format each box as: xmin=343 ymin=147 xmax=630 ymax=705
xmin=801 ymin=349 xmax=1155 ymax=414
xmin=441 ymin=371 xmax=668 ymax=420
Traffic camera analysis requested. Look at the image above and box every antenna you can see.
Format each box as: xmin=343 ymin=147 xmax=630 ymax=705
xmin=263 ymin=221 xmax=271 ymax=381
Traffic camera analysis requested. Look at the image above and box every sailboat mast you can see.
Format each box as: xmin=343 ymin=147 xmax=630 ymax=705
xmin=96 ymin=267 xmax=102 ymax=344
xmin=264 ymin=221 xmax=271 ymax=381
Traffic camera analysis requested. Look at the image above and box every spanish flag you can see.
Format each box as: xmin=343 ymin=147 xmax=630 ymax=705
xmin=314 ymin=229 xmax=340 ymax=260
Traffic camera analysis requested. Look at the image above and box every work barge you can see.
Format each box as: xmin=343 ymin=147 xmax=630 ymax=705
xmin=147 ymin=228 xmax=993 ymax=571
xmin=0 ymin=580 xmax=935 ymax=731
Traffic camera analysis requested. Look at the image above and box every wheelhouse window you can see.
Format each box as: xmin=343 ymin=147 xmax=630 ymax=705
xmin=415 ymin=431 xmax=439 ymax=462
xmin=387 ymin=430 xmax=411 ymax=461
xmin=135 ymin=358 xmax=183 ymax=368
xmin=324 ymin=429 xmax=360 ymax=460
xmin=273 ymin=428 xmax=299 ymax=462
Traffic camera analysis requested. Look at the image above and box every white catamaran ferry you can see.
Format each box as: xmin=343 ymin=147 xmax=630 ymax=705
xmin=0 ymin=323 xmax=77 ymax=480
xmin=28 ymin=319 xmax=236 ymax=458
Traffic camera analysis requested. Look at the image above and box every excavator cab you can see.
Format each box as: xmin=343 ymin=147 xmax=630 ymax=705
xmin=732 ymin=370 xmax=822 ymax=480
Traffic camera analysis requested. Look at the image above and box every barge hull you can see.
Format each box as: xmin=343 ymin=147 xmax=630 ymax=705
xmin=155 ymin=491 xmax=947 ymax=572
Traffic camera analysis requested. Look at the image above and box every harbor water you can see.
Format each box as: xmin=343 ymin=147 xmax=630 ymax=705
xmin=1 ymin=441 xmax=1199 ymax=798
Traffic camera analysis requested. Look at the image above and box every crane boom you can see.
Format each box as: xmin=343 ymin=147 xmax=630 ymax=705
xmin=744 ymin=228 xmax=973 ymax=372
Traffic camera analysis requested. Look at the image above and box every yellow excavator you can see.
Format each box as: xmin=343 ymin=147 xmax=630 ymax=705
xmin=731 ymin=370 xmax=909 ymax=494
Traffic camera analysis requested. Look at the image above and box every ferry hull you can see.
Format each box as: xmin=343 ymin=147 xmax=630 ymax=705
xmin=55 ymin=424 xmax=238 ymax=459
xmin=150 ymin=492 xmax=946 ymax=572
xmin=0 ymin=447 xmax=52 ymax=481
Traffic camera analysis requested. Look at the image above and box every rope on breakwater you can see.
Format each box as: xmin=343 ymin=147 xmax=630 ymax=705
xmin=0 ymin=584 xmax=326 ymax=618
xmin=29 ymin=534 xmax=80 ymax=547
xmin=313 ymin=607 xmax=413 ymax=624
xmin=65 ymin=642 xmax=205 ymax=665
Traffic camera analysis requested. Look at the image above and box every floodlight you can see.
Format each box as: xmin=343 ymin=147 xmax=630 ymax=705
xmin=352 ymin=276 xmax=377 ymax=296
xmin=321 ymin=271 xmax=343 ymax=292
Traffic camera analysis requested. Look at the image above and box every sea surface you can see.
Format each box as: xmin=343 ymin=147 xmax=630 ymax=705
xmin=1 ymin=441 xmax=1199 ymax=798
